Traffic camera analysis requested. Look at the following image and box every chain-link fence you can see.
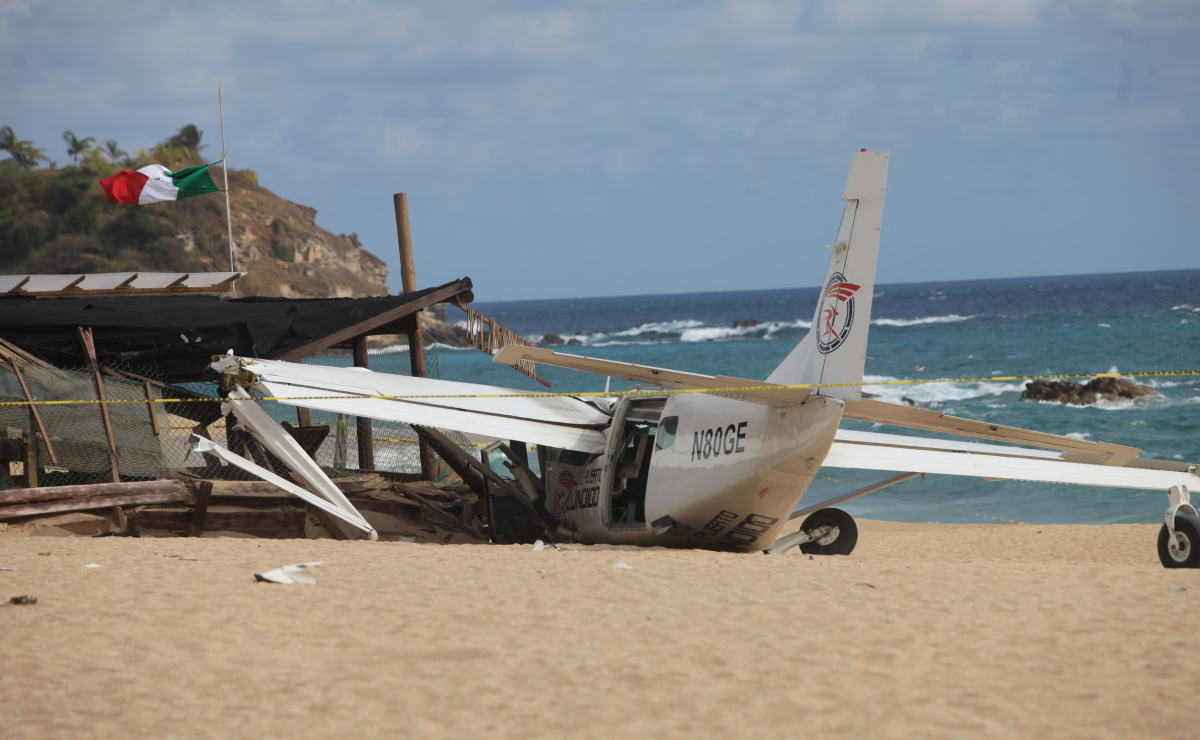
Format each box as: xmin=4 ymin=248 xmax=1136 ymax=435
xmin=2 ymin=337 xmax=479 ymax=490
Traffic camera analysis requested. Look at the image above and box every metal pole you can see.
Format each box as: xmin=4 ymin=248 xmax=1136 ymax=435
xmin=219 ymin=84 xmax=236 ymax=286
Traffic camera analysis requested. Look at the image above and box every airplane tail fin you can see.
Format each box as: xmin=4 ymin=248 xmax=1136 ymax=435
xmin=766 ymin=150 xmax=889 ymax=400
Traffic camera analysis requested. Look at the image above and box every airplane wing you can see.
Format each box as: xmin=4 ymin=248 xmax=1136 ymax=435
xmin=825 ymin=429 xmax=1197 ymax=490
xmin=842 ymin=398 xmax=1141 ymax=466
xmin=212 ymin=356 xmax=611 ymax=453
xmin=494 ymin=345 xmax=811 ymax=406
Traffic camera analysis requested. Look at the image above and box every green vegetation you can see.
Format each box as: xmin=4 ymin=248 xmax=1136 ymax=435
xmin=0 ymin=124 xmax=234 ymax=274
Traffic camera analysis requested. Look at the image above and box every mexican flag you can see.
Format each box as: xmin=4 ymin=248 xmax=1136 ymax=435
xmin=100 ymin=162 xmax=223 ymax=205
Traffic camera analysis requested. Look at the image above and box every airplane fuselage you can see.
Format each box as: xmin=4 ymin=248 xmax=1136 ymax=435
xmin=545 ymin=392 xmax=845 ymax=552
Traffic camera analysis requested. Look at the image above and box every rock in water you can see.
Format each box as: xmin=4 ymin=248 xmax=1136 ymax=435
xmin=541 ymin=333 xmax=565 ymax=346
xmin=733 ymin=319 xmax=760 ymax=328
xmin=1020 ymin=377 xmax=1157 ymax=406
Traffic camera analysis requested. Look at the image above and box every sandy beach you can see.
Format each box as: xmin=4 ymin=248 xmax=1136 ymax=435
xmin=2 ymin=520 xmax=1197 ymax=740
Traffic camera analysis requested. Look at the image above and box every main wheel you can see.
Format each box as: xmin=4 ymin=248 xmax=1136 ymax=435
xmin=798 ymin=508 xmax=858 ymax=556
xmin=1158 ymin=513 xmax=1200 ymax=569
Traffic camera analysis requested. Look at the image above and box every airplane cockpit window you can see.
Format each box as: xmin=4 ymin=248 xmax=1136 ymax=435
xmin=655 ymin=416 xmax=678 ymax=451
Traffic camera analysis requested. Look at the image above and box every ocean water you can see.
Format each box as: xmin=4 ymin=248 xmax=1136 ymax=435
xmin=429 ymin=269 xmax=1200 ymax=525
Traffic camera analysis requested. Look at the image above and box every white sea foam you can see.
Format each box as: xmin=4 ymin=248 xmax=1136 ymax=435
xmin=861 ymin=374 xmax=1026 ymax=407
xmin=1171 ymin=304 xmax=1193 ymax=311
xmin=1098 ymin=323 xmax=1111 ymax=328
xmin=614 ymin=319 xmax=703 ymax=337
xmin=454 ymin=319 xmax=469 ymax=329
xmin=679 ymin=318 xmax=812 ymax=343
xmin=1065 ymin=432 xmax=1093 ymax=440
xmin=871 ymin=314 xmax=977 ymax=327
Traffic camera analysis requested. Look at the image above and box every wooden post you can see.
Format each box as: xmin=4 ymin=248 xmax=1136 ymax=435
xmin=10 ymin=360 xmax=57 ymax=464
xmin=77 ymin=327 xmax=119 ymax=482
xmin=393 ymin=192 xmax=436 ymax=481
xmin=23 ymin=422 xmax=37 ymax=488
xmin=144 ymin=380 xmax=160 ymax=435
xmin=296 ymin=407 xmax=312 ymax=427
xmin=188 ymin=480 xmax=214 ymax=537
xmin=352 ymin=335 xmax=374 ymax=470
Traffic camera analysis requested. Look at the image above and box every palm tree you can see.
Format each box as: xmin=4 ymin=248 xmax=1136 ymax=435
xmin=103 ymin=139 xmax=127 ymax=166
xmin=10 ymin=140 xmax=47 ymax=169
xmin=0 ymin=126 xmax=15 ymax=156
xmin=165 ymin=124 xmax=205 ymax=152
xmin=1 ymin=127 xmax=46 ymax=169
xmin=62 ymin=130 xmax=95 ymax=165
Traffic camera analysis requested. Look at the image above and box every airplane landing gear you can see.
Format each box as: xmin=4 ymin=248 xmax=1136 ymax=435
xmin=1160 ymin=485 xmax=1200 ymax=569
xmin=765 ymin=507 xmax=858 ymax=556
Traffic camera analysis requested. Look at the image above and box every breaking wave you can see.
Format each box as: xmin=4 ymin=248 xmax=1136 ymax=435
xmin=861 ymin=374 xmax=1027 ymax=407
xmin=871 ymin=314 xmax=977 ymax=327
xmin=680 ymin=319 xmax=811 ymax=343
xmin=615 ymin=319 xmax=704 ymax=336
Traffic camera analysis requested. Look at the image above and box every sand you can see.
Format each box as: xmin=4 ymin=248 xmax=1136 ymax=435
xmin=1 ymin=520 xmax=1198 ymax=739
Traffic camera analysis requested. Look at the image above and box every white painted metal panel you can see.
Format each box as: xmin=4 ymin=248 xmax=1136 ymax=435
xmin=823 ymin=440 xmax=1198 ymax=490
xmin=235 ymin=357 xmax=611 ymax=428
xmin=258 ymin=379 xmax=608 ymax=452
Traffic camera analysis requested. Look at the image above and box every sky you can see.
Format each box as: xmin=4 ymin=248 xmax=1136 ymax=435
xmin=2 ymin=0 xmax=1198 ymax=301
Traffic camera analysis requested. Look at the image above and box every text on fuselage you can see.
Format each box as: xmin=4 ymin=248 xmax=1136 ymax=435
xmin=691 ymin=422 xmax=748 ymax=461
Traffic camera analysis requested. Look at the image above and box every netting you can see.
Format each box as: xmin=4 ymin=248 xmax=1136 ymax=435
xmin=1 ymin=338 xmax=479 ymax=489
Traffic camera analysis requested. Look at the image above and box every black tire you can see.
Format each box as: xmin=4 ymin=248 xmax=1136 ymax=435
xmin=1158 ymin=513 xmax=1200 ymax=569
xmin=798 ymin=508 xmax=858 ymax=556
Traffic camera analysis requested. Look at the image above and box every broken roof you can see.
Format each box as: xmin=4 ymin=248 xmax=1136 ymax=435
xmin=0 ymin=277 xmax=472 ymax=380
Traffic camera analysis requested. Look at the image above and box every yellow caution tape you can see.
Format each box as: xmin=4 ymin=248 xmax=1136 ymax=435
xmin=1 ymin=369 xmax=1197 ymax=407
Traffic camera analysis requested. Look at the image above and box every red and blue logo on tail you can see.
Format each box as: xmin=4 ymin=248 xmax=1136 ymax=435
xmin=816 ymin=272 xmax=861 ymax=354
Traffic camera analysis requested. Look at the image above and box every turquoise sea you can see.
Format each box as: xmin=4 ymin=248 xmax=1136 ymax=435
xmin=423 ymin=269 xmax=1200 ymax=525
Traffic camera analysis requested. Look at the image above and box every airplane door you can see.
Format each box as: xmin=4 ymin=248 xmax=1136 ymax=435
xmin=602 ymin=397 xmax=667 ymax=528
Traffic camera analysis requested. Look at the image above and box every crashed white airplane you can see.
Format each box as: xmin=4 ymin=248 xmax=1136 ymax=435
xmin=194 ymin=150 xmax=1200 ymax=568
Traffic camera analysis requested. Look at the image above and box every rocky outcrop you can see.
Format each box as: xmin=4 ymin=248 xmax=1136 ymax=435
xmin=420 ymin=303 xmax=470 ymax=347
xmin=733 ymin=319 xmax=760 ymax=328
xmin=1020 ymin=377 xmax=1158 ymax=406
xmin=541 ymin=333 xmax=565 ymax=346
xmin=227 ymin=181 xmax=389 ymax=298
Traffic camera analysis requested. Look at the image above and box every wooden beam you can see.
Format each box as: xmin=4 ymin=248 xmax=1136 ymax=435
xmin=9 ymin=360 xmax=57 ymax=464
xmin=0 ymin=488 xmax=193 ymax=520
xmin=77 ymin=327 xmax=118 ymax=482
xmin=0 ymin=335 xmax=51 ymax=367
xmin=63 ymin=275 xmax=86 ymax=291
xmin=296 ymin=407 xmax=312 ymax=427
xmin=166 ymin=273 xmax=190 ymax=288
xmin=7 ymin=276 xmax=30 ymax=293
xmin=0 ymin=479 xmax=188 ymax=506
xmin=187 ymin=480 xmax=214 ymax=537
xmin=115 ymin=273 xmax=139 ymax=289
xmin=271 ymin=279 xmax=470 ymax=362
xmin=144 ymin=380 xmax=160 ymax=435
xmin=352 ymin=335 xmax=375 ymax=470
xmin=392 ymin=482 xmax=486 ymax=540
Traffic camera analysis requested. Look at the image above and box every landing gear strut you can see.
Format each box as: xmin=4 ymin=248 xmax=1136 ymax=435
xmin=766 ymin=507 xmax=858 ymax=556
xmin=1159 ymin=486 xmax=1200 ymax=569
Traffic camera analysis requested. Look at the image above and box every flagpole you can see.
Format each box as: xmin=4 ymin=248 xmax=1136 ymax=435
xmin=218 ymin=84 xmax=236 ymax=284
